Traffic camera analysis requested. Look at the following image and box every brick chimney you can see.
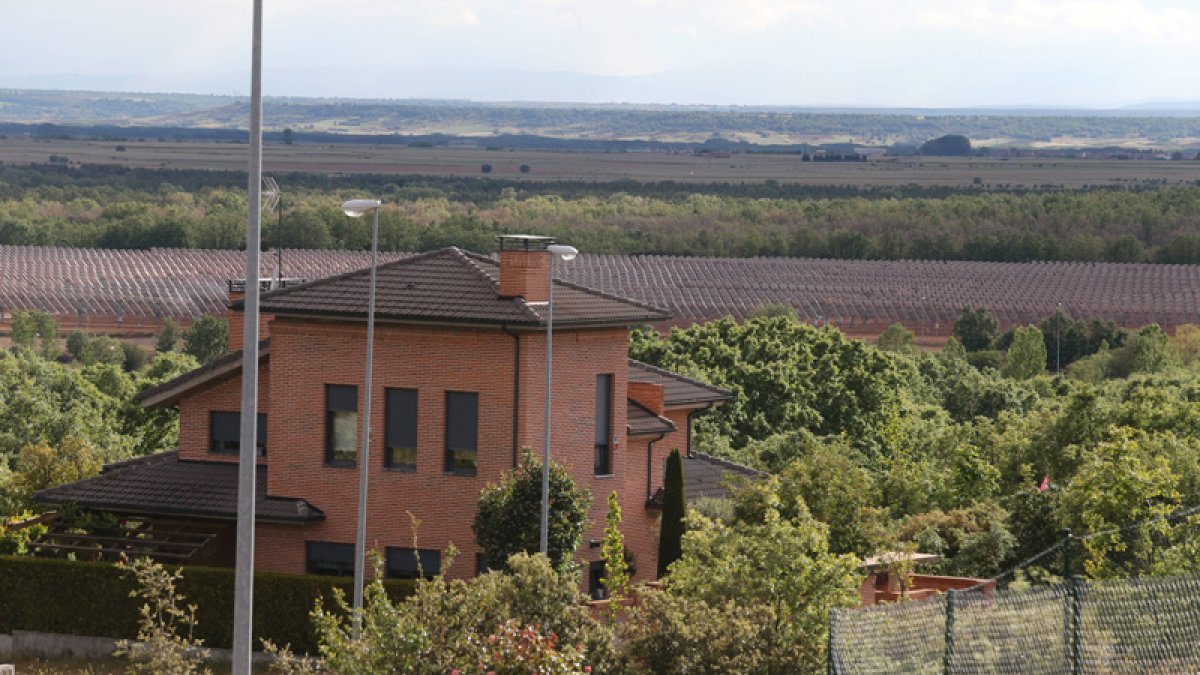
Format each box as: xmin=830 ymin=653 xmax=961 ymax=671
xmin=497 ymin=235 xmax=553 ymax=303
xmin=628 ymin=381 xmax=665 ymax=416
xmin=225 ymin=277 xmax=305 ymax=352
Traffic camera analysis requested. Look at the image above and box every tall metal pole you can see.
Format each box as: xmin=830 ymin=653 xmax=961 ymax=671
xmin=540 ymin=252 xmax=554 ymax=554
xmin=232 ymin=0 xmax=264 ymax=671
xmin=352 ymin=206 xmax=380 ymax=635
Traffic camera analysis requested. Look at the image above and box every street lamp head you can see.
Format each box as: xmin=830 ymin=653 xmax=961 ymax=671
xmin=547 ymin=244 xmax=578 ymax=261
xmin=342 ymin=199 xmax=382 ymax=218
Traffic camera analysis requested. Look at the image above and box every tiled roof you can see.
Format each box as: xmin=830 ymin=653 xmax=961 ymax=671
xmin=135 ymin=340 xmax=269 ymax=407
xmin=248 ymin=247 xmax=670 ymax=328
xmin=647 ymin=451 xmax=763 ymax=506
xmin=627 ymin=359 xmax=731 ymax=408
xmin=33 ymin=452 xmax=323 ymax=524
xmin=627 ymin=400 xmax=677 ymax=436
xmin=683 ymin=452 xmax=763 ymax=502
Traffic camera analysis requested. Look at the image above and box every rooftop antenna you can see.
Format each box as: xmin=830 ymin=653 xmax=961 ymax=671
xmin=262 ymin=176 xmax=283 ymax=286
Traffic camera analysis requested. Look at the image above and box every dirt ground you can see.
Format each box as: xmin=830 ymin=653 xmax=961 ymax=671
xmin=4 ymin=137 xmax=1200 ymax=188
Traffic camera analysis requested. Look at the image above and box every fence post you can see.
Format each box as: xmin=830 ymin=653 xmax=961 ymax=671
xmin=1070 ymin=576 xmax=1084 ymax=675
xmin=1061 ymin=529 xmax=1073 ymax=673
xmin=943 ymin=589 xmax=956 ymax=675
xmin=828 ymin=608 xmax=837 ymax=675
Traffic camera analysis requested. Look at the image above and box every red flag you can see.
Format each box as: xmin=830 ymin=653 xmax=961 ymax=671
xmin=1038 ymin=475 xmax=1050 ymax=492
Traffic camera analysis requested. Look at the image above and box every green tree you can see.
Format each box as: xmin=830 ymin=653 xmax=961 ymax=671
xmin=9 ymin=310 xmax=37 ymax=349
xmin=33 ymin=311 xmax=59 ymax=359
xmin=8 ymin=437 xmax=103 ymax=505
xmin=920 ymin=134 xmax=972 ymax=156
xmin=1004 ymin=325 xmax=1047 ymax=380
xmin=473 ymin=451 xmax=590 ymax=571
xmin=600 ymin=491 xmax=630 ymax=618
xmin=658 ymin=448 xmax=686 ymax=577
xmin=82 ymin=335 xmax=126 ymax=365
xmin=953 ymin=305 xmax=999 ymax=352
xmin=155 ymin=318 xmax=181 ymax=353
xmin=877 ymin=323 xmax=916 ymax=354
xmin=66 ymin=329 xmax=89 ymax=360
xmin=667 ymin=484 xmax=860 ymax=673
xmin=183 ymin=314 xmax=228 ymax=365
xmin=1132 ymin=323 xmax=1177 ymax=374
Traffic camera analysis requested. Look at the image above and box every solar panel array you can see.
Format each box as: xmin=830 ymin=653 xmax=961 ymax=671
xmin=1 ymin=245 xmax=1196 ymax=334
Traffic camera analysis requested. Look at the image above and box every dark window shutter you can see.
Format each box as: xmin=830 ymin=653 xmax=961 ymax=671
xmin=385 ymin=389 xmax=418 ymax=449
xmin=445 ymin=392 xmax=478 ymax=451
xmin=327 ymin=385 xmax=357 ymax=412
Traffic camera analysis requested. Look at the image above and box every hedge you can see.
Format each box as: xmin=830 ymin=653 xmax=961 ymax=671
xmin=0 ymin=555 xmax=415 ymax=653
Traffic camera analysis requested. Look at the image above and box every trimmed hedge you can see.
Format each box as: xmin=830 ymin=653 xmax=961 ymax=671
xmin=0 ymin=555 xmax=415 ymax=653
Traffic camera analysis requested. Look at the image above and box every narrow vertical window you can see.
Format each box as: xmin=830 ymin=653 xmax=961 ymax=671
xmin=385 ymin=388 xmax=418 ymax=471
xmin=210 ymin=411 xmax=266 ymax=456
xmin=326 ymin=384 xmax=358 ymax=466
xmin=595 ymin=374 xmax=613 ymax=475
xmin=445 ymin=391 xmax=478 ymax=474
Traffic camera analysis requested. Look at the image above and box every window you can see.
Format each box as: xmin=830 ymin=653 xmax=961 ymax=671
xmin=384 ymin=388 xmax=418 ymax=471
xmin=588 ymin=560 xmax=607 ymax=600
xmin=210 ymin=411 xmax=267 ymax=456
xmin=594 ymin=374 xmax=613 ymax=475
xmin=326 ymin=385 xmax=358 ymax=466
xmin=385 ymin=547 xmax=441 ymax=580
xmin=445 ymin=391 xmax=478 ymax=474
xmin=306 ymin=541 xmax=354 ymax=577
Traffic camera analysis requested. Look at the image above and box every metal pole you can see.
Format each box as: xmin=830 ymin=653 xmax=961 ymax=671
xmin=352 ymin=206 xmax=380 ymax=635
xmin=277 ymin=193 xmax=284 ymax=284
xmin=943 ymin=589 xmax=956 ymax=675
xmin=1056 ymin=304 xmax=1063 ymax=372
xmin=540 ymin=252 xmax=554 ymax=555
xmin=231 ymin=0 xmax=263 ymax=670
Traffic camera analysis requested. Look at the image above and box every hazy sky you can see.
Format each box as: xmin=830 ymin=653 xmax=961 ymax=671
xmin=3 ymin=0 xmax=1199 ymax=107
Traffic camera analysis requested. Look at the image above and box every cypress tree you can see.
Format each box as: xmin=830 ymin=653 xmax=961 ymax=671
xmin=657 ymin=448 xmax=686 ymax=578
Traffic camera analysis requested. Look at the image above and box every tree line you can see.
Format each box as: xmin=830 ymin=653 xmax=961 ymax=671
xmin=5 ymin=164 xmax=1200 ymax=262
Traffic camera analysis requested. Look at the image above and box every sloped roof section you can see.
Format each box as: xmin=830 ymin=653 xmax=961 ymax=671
xmin=33 ymin=452 xmax=323 ymax=524
xmin=682 ymin=452 xmax=764 ymax=502
xmin=627 ymin=400 xmax=677 ymax=436
xmin=627 ymin=359 xmax=732 ymax=408
xmin=248 ymin=247 xmax=670 ymax=328
xmin=135 ymin=340 xmax=269 ymax=407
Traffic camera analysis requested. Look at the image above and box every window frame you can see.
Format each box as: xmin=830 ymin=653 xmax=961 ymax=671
xmin=305 ymin=541 xmax=355 ymax=577
xmin=325 ymin=384 xmax=358 ymax=467
xmin=384 ymin=388 xmax=418 ymax=472
xmin=384 ymin=547 xmax=441 ymax=580
xmin=444 ymin=391 xmax=479 ymax=475
xmin=594 ymin=373 xmax=614 ymax=476
xmin=209 ymin=411 xmax=267 ymax=456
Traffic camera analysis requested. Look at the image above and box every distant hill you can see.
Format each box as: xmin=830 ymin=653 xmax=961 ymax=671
xmin=1 ymin=89 xmax=1199 ymax=148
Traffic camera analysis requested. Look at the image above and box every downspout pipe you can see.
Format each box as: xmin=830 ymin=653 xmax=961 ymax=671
xmin=502 ymin=325 xmax=520 ymax=468
xmin=646 ymin=432 xmax=666 ymax=501
xmin=685 ymin=402 xmax=717 ymax=458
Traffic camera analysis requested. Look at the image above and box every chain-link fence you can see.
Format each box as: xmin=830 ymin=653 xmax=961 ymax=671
xmin=831 ymin=571 xmax=1200 ymax=674
xmin=830 ymin=510 xmax=1200 ymax=675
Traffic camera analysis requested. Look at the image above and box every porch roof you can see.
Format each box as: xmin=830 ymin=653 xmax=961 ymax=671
xmin=33 ymin=451 xmax=323 ymax=524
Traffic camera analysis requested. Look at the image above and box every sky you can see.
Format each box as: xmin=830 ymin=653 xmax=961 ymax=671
xmin=2 ymin=0 xmax=1200 ymax=108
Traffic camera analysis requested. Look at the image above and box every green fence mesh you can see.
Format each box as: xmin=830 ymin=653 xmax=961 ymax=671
xmin=830 ymin=571 xmax=1200 ymax=674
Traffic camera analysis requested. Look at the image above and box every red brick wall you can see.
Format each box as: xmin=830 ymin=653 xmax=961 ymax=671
xmin=497 ymin=250 xmax=549 ymax=302
xmin=628 ymin=382 xmax=665 ymax=415
xmin=178 ymin=315 xmax=702 ymax=587
xmin=177 ymin=361 xmax=271 ymax=463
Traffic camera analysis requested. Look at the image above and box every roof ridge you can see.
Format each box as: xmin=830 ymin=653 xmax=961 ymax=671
xmin=627 ymin=358 xmax=731 ymax=396
xmin=688 ymin=450 xmax=765 ymax=476
xmin=452 ymin=248 xmax=545 ymax=323
xmin=627 ymin=398 xmax=677 ymax=428
xmin=247 ymin=248 xmax=450 ymax=304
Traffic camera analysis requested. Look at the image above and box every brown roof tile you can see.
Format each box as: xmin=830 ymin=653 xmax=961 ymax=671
xmin=627 ymin=400 xmax=677 ymax=436
xmin=33 ymin=452 xmax=322 ymax=524
xmin=248 ymin=247 xmax=670 ymax=328
xmin=627 ymin=359 xmax=731 ymax=408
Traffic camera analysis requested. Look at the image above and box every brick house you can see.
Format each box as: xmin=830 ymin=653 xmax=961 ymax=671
xmin=35 ymin=239 xmax=736 ymax=594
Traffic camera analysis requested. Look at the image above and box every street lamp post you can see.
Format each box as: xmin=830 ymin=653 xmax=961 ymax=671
xmin=540 ymin=243 xmax=578 ymax=555
xmin=342 ymin=198 xmax=382 ymax=634
xmin=232 ymin=1 xmax=264 ymax=671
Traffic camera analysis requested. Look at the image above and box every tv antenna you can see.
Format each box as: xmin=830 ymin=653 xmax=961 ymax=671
xmin=262 ymin=176 xmax=283 ymax=286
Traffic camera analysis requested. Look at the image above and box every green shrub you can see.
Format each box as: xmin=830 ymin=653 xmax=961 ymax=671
xmin=0 ymin=555 xmax=414 ymax=653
